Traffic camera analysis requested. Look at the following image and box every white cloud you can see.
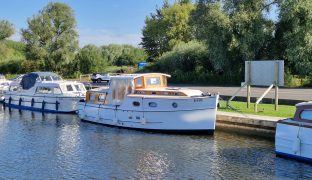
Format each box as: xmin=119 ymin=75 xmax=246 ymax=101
xmin=8 ymin=28 xmax=143 ymax=47
xmin=9 ymin=32 xmax=22 ymax=41
xmin=78 ymin=28 xmax=142 ymax=47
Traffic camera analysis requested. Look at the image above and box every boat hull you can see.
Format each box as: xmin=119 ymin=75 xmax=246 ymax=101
xmin=78 ymin=95 xmax=218 ymax=133
xmin=275 ymin=119 xmax=312 ymax=163
xmin=4 ymin=95 xmax=83 ymax=113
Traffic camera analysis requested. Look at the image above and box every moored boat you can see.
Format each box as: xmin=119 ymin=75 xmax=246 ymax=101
xmin=77 ymin=73 xmax=219 ymax=134
xmin=4 ymin=72 xmax=86 ymax=113
xmin=0 ymin=74 xmax=12 ymax=101
xmin=276 ymin=102 xmax=312 ymax=162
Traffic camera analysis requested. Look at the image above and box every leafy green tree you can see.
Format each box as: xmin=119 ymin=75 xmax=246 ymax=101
xmin=0 ymin=20 xmax=14 ymax=40
xmin=141 ymin=1 xmax=195 ymax=59
xmin=190 ymin=0 xmax=274 ymax=73
xmin=22 ymin=2 xmax=78 ymax=73
xmin=77 ymin=44 xmax=107 ymax=74
xmin=101 ymin=44 xmax=147 ymax=66
xmin=156 ymin=41 xmax=209 ymax=73
xmin=275 ymin=0 xmax=312 ymax=76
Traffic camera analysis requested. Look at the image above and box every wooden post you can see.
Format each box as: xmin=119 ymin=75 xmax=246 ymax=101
xmin=275 ymin=61 xmax=279 ymax=111
xmin=247 ymin=61 xmax=251 ymax=108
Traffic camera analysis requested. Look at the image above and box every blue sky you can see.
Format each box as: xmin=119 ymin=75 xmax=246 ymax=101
xmin=0 ymin=0 xmax=278 ymax=47
xmin=0 ymin=0 xmax=172 ymax=47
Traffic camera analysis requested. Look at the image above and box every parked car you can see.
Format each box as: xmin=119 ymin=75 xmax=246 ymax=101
xmin=91 ymin=73 xmax=111 ymax=83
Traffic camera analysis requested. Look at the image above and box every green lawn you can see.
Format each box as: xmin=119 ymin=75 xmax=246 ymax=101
xmin=218 ymin=100 xmax=296 ymax=118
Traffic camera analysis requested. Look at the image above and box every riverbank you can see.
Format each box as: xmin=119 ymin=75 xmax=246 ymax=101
xmin=216 ymin=111 xmax=283 ymax=138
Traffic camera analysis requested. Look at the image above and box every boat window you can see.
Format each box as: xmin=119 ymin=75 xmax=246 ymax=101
xmin=89 ymin=93 xmax=96 ymax=103
xmin=66 ymin=84 xmax=74 ymax=91
xmin=133 ymin=101 xmax=140 ymax=106
xmin=146 ymin=77 xmax=161 ymax=86
xmin=117 ymin=80 xmax=126 ymax=101
xmin=36 ymin=87 xmax=52 ymax=94
xmin=300 ymin=110 xmax=312 ymax=121
xmin=74 ymin=84 xmax=86 ymax=92
xmin=135 ymin=78 xmax=143 ymax=88
xmin=53 ymin=87 xmax=62 ymax=94
xmin=98 ymin=94 xmax=105 ymax=101
xmin=9 ymin=86 xmax=19 ymax=91
xmin=172 ymin=102 xmax=178 ymax=108
xmin=149 ymin=102 xmax=157 ymax=107
xmin=40 ymin=76 xmax=52 ymax=81
xmin=52 ymin=76 xmax=61 ymax=81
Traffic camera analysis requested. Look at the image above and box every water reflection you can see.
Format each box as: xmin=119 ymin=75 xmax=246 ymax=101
xmin=0 ymin=108 xmax=312 ymax=179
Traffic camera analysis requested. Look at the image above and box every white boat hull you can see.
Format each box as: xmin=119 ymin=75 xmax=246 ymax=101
xmin=4 ymin=94 xmax=83 ymax=113
xmin=275 ymin=119 xmax=312 ymax=162
xmin=78 ymin=95 xmax=218 ymax=133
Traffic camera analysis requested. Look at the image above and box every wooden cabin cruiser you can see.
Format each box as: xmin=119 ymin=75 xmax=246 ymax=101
xmin=4 ymin=72 xmax=86 ymax=113
xmin=276 ymin=102 xmax=312 ymax=162
xmin=77 ymin=73 xmax=219 ymax=133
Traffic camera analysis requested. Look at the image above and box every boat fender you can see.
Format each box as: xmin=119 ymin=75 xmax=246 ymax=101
xmin=8 ymin=97 xmax=12 ymax=105
xmin=31 ymin=98 xmax=35 ymax=107
xmin=55 ymin=101 xmax=59 ymax=111
xmin=19 ymin=98 xmax=22 ymax=106
xmin=141 ymin=117 xmax=146 ymax=125
xmin=292 ymin=137 xmax=301 ymax=154
xmin=42 ymin=101 xmax=46 ymax=110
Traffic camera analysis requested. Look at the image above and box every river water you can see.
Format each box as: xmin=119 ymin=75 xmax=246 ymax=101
xmin=0 ymin=108 xmax=312 ymax=179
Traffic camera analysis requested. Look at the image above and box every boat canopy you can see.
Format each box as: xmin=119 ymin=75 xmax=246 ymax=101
xmin=20 ymin=72 xmax=62 ymax=90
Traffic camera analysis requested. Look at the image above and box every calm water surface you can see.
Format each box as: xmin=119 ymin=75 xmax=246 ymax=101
xmin=0 ymin=108 xmax=312 ymax=179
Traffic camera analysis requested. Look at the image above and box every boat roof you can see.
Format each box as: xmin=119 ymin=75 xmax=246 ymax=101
xmin=30 ymin=71 xmax=60 ymax=77
xmin=110 ymin=73 xmax=171 ymax=80
xmin=296 ymin=101 xmax=312 ymax=107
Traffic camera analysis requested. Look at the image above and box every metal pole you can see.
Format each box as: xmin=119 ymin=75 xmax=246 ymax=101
xmin=275 ymin=61 xmax=279 ymax=111
xmin=275 ymin=85 xmax=279 ymax=111
xmin=247 ymin=61 xmax=251 ymax=108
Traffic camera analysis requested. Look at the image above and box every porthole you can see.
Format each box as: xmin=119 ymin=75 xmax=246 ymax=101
xmin=133 ymin=101 xmax=140 ymax=106
xmin=149 ymin=102 xmax=157 ymax=107
xmin=172 ymin=102 xmax=178 ymax=108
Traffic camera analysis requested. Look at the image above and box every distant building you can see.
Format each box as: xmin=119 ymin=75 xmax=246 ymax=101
xmin=138 ymin=61 xmax=147 ymax=70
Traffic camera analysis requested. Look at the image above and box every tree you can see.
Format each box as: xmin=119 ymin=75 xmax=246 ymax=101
xmin=190 ymin=0 xmax=274 ymax=74
xmin=77 ymin=45 xmax=107 ymax=74
xmin=0 ymin=20 xmax=14 ymax=40
xmin=101 ymin=44 xmax=147 ymax=66
xmin=275 ymin=0 xmax=312 ymax=76
xmin=22 ymin=2 xmax=79 ymax=73
xmin=141 ymin=1 xmax=195 ymax=59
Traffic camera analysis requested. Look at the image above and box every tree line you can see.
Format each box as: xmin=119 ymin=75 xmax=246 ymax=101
xmin=141 ymin=0 xmax=312 ymax=85
xmin=1 ymin=1 xmax=312 ymax=86
xmin=0 ymin=2 xmax=147 ymax=77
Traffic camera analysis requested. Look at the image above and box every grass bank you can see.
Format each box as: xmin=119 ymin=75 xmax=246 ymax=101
xmin=219 ymin=100 xmax=296 ymax=118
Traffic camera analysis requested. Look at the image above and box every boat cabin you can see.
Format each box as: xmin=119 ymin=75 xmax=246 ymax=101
xmin=293 ymin=102 xmax=312 ymax=122
xmin=85 ymin=73 xmax=200 ymax=106
xmin=8 ymin=72 xmax=86 ymax=95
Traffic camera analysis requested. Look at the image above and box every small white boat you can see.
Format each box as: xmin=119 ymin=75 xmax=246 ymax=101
xmin=276 ymin=102 xmax=312 ymax=162
xmin=77 ymin=73 xmax=219 ymax=134
xmin=0 ymin=74 xmax=12 ymax=99
xmin=4 ymin=72 xmax=86 ymax=113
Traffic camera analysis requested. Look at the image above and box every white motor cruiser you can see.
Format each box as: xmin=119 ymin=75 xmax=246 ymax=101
xmin=77 ymin=73 xmax=219 ymax=134
xmin=4 ymin=72 xmax=86 ymax=113
xmin=276 ymin=102 xmax=312 ymax=162
xmin=0 ymin=74 xmax=12 ymax=96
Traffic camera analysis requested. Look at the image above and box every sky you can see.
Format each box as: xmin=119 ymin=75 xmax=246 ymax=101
xmin=0 ymin=0 xmax=173 ymax=47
